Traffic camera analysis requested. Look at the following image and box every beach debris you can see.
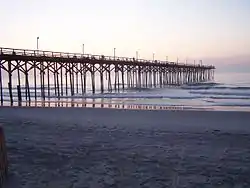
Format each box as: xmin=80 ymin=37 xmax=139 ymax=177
xmin=0 ymin=126 xmax=8 ymax=186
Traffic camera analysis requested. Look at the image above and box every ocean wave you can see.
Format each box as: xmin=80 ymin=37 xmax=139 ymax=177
xmin=58 ymin=95 xmax=203 ymax=100
xmin=185 ymin=82 xmax=219 ymax=86
xmin=211 ymin=103 xmax=250 ymax=107
xmin=2 ymin=91 xmax=250 ymax=100
xmin=182 ymin=85 xmax=250 ymax=90
xmin=190 ymin=91 xmax=250 ymax=97
xmin=209 ymin=96 xmax=250 ymax=100
xmin=1 ymin=92 xmax=201 ymax=99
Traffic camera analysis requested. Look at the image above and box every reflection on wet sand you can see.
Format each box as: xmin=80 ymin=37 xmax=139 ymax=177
xmin=1 ymin=98 xmax=216 ymax=111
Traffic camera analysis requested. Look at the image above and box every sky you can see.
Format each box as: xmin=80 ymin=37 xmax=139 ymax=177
xmin=1 ymin=0 xmax=250 ymax=67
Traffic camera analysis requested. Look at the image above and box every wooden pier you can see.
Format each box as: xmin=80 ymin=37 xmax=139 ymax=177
xmin=0 ymin=47 xmax=215 ymax=105
xmin=0 ymin=126 xmax=8 ymax=186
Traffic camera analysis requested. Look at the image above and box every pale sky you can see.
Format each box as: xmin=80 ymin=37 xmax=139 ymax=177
xmin=1 ymin=0 xmax=250 ymax=63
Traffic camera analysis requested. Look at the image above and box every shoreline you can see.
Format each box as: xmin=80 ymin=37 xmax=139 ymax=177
xmin=1 ymin=99 xmax=250 ymax=112
xmin=1 ymin=106 xmax=250 ymax=134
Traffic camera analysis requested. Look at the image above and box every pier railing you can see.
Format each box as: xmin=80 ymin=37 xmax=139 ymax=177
xmin=0 ymin=47 xmax=214 ymax=69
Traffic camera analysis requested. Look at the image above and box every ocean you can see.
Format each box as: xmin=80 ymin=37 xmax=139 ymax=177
xmin=0 ymin=71 xmax=250 ymax=111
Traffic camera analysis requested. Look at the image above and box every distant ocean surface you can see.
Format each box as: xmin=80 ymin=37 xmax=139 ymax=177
xmin=91 ymin=72 xmax=250 ymax=111
xmin=1 ymin=72 xmax=250 ymax=111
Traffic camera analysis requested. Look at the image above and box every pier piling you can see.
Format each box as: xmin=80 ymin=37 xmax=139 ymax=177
xmin=0 ymin=126 xmax=8 ymax=187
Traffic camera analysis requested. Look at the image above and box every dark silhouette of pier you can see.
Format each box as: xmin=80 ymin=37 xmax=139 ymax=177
xmin=0 ymin=47 xmax=215 ymax=105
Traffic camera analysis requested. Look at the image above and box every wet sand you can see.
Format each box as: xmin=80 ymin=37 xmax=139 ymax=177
xmin=0 ymin=107 xmax=250 ymax=188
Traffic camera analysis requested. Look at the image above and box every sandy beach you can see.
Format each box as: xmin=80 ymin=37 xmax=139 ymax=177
xmin=1 ymin=107 xmax=250 ymax=188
